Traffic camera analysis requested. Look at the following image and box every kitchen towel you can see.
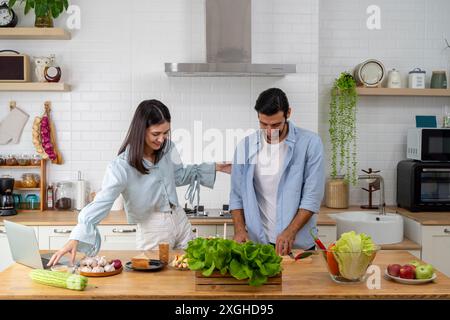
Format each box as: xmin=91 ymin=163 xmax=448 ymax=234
xmin=0 ymin=106 xmax=29 ymax=144
xmin=74 ymin=179 xmax=87 ymax=210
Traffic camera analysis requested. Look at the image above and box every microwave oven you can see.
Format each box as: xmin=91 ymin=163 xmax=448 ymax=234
xmin=407 ymin=128 xmax=450 ymax=161
xmin=397 ymin=160 xmax=450 ymax=212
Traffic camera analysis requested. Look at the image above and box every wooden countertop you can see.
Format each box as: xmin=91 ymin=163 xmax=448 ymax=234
xmin=0 ymin=210 xmax=334 ymax=226
xmin=0 ymin=250 xmax=449 ymax=300
xmin=395 ymin=207 xmax=450 ymax=226
xmin=320 ymin=206 xmax=450 ymax=226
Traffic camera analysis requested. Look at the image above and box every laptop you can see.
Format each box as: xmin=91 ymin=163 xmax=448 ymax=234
xmin=4 ymin=220 xmax=69 ymax=269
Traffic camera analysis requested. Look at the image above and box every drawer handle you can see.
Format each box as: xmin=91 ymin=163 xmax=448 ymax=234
xmin=444 ymin=228 xmax=450 ymax=234
xmin=112 ymin=228 xmax=136 ymax=233
xmin=53 ymin=229 xmax=72 ymax=234
xmin=0 ymin=230 xmax=5 ymax=234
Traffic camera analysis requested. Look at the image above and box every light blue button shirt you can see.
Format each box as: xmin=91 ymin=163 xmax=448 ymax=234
xmin=229 ymin=121 xmax=325 ymax=249
xmin=70 ymin=144 xmax=216 ymax=256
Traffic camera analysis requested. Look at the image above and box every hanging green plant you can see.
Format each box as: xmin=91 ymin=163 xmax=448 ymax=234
xmin=329 ymin=72 xmax=358 ymax=185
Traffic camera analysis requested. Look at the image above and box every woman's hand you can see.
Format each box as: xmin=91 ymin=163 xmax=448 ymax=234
xmin=216 ymin=162 xmax=232 ymax=174
xmin=47 ymin=239 xmax=79 ymax=267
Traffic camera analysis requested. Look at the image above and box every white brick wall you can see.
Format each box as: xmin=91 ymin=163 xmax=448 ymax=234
xmin=319 ymin=0 xmax=450 ymax=206
xmin=0 ymin=0 xmax=319 ymax=208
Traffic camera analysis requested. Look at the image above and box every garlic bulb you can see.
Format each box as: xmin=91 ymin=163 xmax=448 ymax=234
xmin=104 ymin=264 xmax=115 ymax=272
xmin=90 ymin=259 xmax=98 ymax=268
xmin=85 ymin=257 xmax=95 ymax=267
xmin=79 ymin=257 xmax=89 ymax=266
xmin=81 ymin=266 xmax=92 ymax=273
xmin=97 ymin=256 xmax=107 ymax=267
xmin=92 ymin=266 xmax=104 ymax=273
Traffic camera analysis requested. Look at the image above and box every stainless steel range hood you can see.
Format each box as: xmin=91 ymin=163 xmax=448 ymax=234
xmin=165 ymin=0 xmax=296 ymax=77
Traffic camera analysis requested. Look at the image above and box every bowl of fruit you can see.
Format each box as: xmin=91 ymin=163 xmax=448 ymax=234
xmin=317 ymin=230 xmax=380 ymax=284
xmin=385 ymin=260 xmax=436 ymax=284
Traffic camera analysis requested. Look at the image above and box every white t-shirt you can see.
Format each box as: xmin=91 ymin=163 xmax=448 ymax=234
xmin=253 ymin=134 xmax=288 ymax=243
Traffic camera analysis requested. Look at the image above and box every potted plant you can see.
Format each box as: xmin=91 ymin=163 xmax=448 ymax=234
xmin=8 ymin=0 xmax=69 ymax=28
xmin=326 ymin=72 xmax=358 ymax=208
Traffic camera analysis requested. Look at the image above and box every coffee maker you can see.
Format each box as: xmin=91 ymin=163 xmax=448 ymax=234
xmin=0 ymin=177 xmax=17 ymax=216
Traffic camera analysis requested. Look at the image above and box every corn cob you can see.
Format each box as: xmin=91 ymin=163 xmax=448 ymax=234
xmin=29 ymin=269 xmax=88 ymax=291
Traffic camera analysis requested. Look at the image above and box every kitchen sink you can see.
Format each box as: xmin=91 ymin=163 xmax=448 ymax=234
xmin=328 ymin=211 xmax=404 ymax=245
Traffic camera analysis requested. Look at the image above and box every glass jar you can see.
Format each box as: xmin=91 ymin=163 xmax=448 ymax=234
xmin=22 ymin=173 xmax=39 ymax=188
xmin=25 ymin=194 xmax=40 ymax=210
xmin=17 ymin=154 xmax=31 ymax=166
xmin=54 ymin=181 xmax=73 ymax=210
xmin=30 ymin=154 xmax=42 ymax=166
xmin=5 ymin=154 xmax=18 ymax=166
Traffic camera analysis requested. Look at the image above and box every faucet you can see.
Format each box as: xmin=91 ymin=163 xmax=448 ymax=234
xmin=358 ymin=174 xmax=385 ymax=215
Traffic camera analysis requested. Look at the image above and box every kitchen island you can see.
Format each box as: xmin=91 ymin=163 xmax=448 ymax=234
xmin=0 ymin=250 xmax=449 ymax=300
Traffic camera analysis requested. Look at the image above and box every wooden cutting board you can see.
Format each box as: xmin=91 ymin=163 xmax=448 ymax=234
xmin=195 ymin=271 xmax=282 ymax=292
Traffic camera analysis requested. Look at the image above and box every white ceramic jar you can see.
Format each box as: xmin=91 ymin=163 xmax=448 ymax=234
xmin=408 ymin=68 xmax=426 ymax=89
xmin=387 ymin=69 xmax=402 ymax=88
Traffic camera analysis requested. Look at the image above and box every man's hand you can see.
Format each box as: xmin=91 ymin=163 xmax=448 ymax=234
xmin=233 ymin=230 xmax=249 ymax=243
xmin=275 ymin=228 xmax=296 ymax=256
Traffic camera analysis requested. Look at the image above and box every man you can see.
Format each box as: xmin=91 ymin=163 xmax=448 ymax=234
xmin=229 ymin=88 xmax=325 ymax=256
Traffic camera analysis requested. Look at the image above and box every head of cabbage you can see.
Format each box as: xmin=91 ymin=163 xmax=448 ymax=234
xmin=331 ymin=231 xmax=378 ymax=280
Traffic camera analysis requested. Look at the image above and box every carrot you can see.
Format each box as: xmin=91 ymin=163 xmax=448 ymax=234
xmin=327 ymin=243 xmax=339 ymax=276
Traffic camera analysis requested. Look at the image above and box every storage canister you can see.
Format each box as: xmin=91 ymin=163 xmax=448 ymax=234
xmin=408 ymin=68 xmax=426 ymax=89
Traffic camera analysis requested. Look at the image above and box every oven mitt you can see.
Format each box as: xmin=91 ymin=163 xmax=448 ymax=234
xmin=0 ymin=106 xmax=30 ymax=144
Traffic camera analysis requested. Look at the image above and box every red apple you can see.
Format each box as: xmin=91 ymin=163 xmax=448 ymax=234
xmin=399 ymin=265 xmax=415 ymax=279
xmin=404 ymin=264 xmax=416 ymax=273
xmin=387 ymin=264 xmax=402 ymax=277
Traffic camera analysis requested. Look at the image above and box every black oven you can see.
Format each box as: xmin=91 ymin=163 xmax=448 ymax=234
xmin=397 ymin=160 xmax=450 ymax=212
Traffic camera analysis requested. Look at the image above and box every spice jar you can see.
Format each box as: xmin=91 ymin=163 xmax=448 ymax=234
xmin=30 ymin=154 xmax=42 ymax=166
xmin=17 ymin=154 xmax=31 ymax=166
xmin=54 ymin=181 xmax=73 ymax=210
xmin=22 ymin=173 xmax=39 ymax=188
xmin=5 ymin=154 xmax=18 ymax=166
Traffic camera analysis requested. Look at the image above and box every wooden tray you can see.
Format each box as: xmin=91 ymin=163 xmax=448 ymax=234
xmin=195 ymin=271 xmax=282 ymax=292
xmin=79 ymin=266 xmax=123 ymax=277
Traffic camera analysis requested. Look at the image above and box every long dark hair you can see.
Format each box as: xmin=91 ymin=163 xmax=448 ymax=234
xmin=118 ymin=100 xmax=171 ymax=174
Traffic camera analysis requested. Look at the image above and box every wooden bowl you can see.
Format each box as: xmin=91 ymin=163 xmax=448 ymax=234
xmin=79 ymin=266 xmax=123 ymax=277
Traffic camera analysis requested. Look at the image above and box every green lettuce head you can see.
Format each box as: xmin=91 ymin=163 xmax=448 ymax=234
xmin=332 ymin=231 xmax=378 ymax=280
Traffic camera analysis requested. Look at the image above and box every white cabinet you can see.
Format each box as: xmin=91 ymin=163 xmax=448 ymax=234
xmin=38 ymin=226 xmax=73 ymax=250
xmin=38 ymin=225 xmax=138 ymax=251
xmin=98 ymin=225 xmax=137 ymax=250
xmin=192 ymin=225 xmax=217 ymax=238
xmin=316 ymin=226 xmax=337 ymax=246
xmin=0 ymin=226 xmax=13 ymax=272
xmin=421 ymin=226 xmax=450 ymax=277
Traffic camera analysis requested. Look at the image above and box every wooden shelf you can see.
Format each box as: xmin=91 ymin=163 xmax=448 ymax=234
xmin=0 ymin=27 xmax=71 ymax=40
xmin=0 ymin=165 xmax=41 ymax=169
xmin=356 ymin=87 xmax=450 ymax=97
xmin=0 ymin=159 xmax=47 ymax=212
xmin=0 ymin=82 xmax=71 ymax=92
xmin=17 ymin=209 xmax=41 ymax=213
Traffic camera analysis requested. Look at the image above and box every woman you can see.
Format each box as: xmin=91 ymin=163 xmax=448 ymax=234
xmin=48 ymin=100 xmax=230 ymax=266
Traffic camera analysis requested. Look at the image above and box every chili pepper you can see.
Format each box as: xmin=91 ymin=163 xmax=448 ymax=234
xmin=294 ymin=251 xmax=314 ymax=260
xmin=309 ymin=228 xmax=327 ymax=250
